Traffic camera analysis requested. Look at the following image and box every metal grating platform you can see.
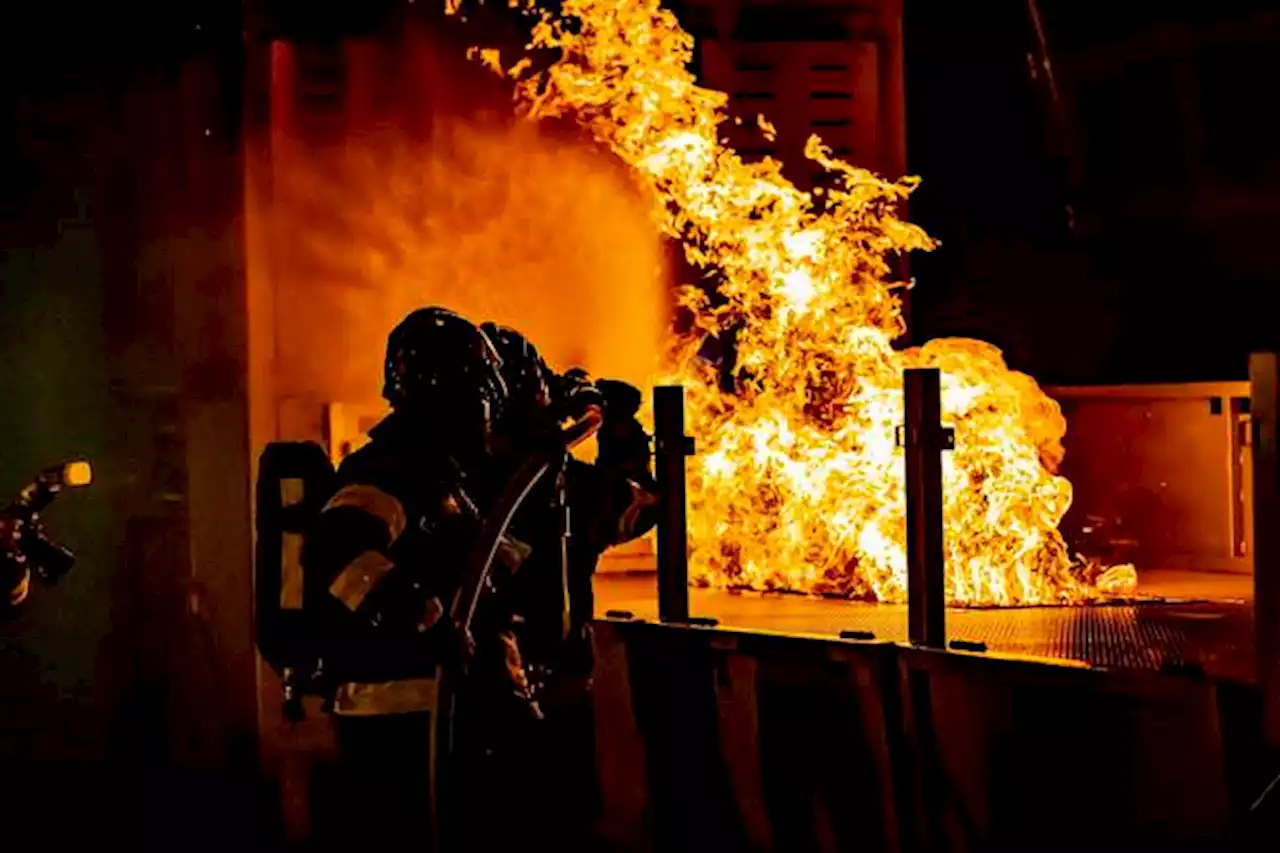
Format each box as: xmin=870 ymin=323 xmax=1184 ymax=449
xmin=944 ymin=602 xmax=1248 ymax=679
xmin=595 ymin=574 xmax=1256 ymax=683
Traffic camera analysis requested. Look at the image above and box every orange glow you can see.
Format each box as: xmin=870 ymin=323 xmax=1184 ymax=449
xmin=259 ymin=31 xmax=668 ymax=415
xmin=63 ymin=461 xmax=93 ymax=488
xmin=272 ymin=128 xmax=666 ymax=401
xmin=451 ymin=0 xmax=1136 ymax=604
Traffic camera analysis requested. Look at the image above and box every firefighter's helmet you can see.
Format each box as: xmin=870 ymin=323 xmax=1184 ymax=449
xmin=383 ymin=307 xmax=508 ymax=434
xmin=480 ymin=323 xmax=553 ymax=416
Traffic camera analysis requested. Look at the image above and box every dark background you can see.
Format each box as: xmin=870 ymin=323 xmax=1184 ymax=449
xmin=905 ymin=0 xmax=1280 ymax=383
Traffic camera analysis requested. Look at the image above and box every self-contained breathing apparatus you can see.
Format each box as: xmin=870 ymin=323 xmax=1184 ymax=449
xmin=252 ymin=407 xmax=603 ymax=721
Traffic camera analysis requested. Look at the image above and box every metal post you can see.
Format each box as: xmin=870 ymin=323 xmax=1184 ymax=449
xmin=655 ymin=385 xmax=692 ymax=623
xmin=902 ymin=368 xmax=949 ymax=649
xmin=1250 ymin=353 xmax=1280 ymax=746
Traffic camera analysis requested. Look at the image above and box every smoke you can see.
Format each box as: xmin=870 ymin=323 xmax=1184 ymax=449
xmin=263 ymin=37 xmax=670 ymax=408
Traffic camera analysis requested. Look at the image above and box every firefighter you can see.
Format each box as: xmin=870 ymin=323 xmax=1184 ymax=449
xmin=482 ymin=322 xmax=660 ymax=847
xmin=302 ymin=306 xmax=536 ymax=851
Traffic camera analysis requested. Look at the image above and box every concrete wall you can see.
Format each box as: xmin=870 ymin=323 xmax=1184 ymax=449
xmin=0 ymin=151 xmax=115 ymax=763
xmin=1 ymin=28 xmax=268 ymax=844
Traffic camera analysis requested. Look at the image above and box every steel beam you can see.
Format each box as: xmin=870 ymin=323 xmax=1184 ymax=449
xmin=902 ymin=369 xmax=949 ymax=649
xmin=1251 ymin=353 xmax=1280 ymax=746
xmin=655 ymin=385 xmax=693 ymax=623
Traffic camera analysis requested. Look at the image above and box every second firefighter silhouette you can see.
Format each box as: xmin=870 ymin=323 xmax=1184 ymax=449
xmin=482 ymin=322 xmax=657 ymax=696
xmin=303 ymin=306 xmax=658 ymax=849
xmin=482 ymin=321 xmax=660 ymax=847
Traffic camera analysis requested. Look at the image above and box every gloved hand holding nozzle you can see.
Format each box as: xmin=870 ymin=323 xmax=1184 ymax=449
xmin=2 ymin=460 xmax=92 ymax=613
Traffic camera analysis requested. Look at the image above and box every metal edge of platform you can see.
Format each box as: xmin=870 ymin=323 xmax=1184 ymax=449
xmin=595 ymin=609 xmax=1252 ymax=687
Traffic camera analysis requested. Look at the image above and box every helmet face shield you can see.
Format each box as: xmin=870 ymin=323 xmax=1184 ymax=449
xmin=382 ymin=307 xmax=510 ymax=452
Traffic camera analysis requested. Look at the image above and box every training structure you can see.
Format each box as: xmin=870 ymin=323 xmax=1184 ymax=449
xmin=591 ymin=369 xmax=1280 ymax=851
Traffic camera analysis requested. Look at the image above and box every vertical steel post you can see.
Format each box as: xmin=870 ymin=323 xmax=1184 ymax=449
xmin=903 ymin=368 xmax=948 ymax=649
xmin=1250 ymin=353 xmax=1280 ymax=746
xmin=655 ymin=385 xmax=691 ymax=623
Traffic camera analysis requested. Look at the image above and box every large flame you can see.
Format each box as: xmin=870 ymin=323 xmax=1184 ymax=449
xmin=452 ymin=0 xmax=1136 ymax=604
